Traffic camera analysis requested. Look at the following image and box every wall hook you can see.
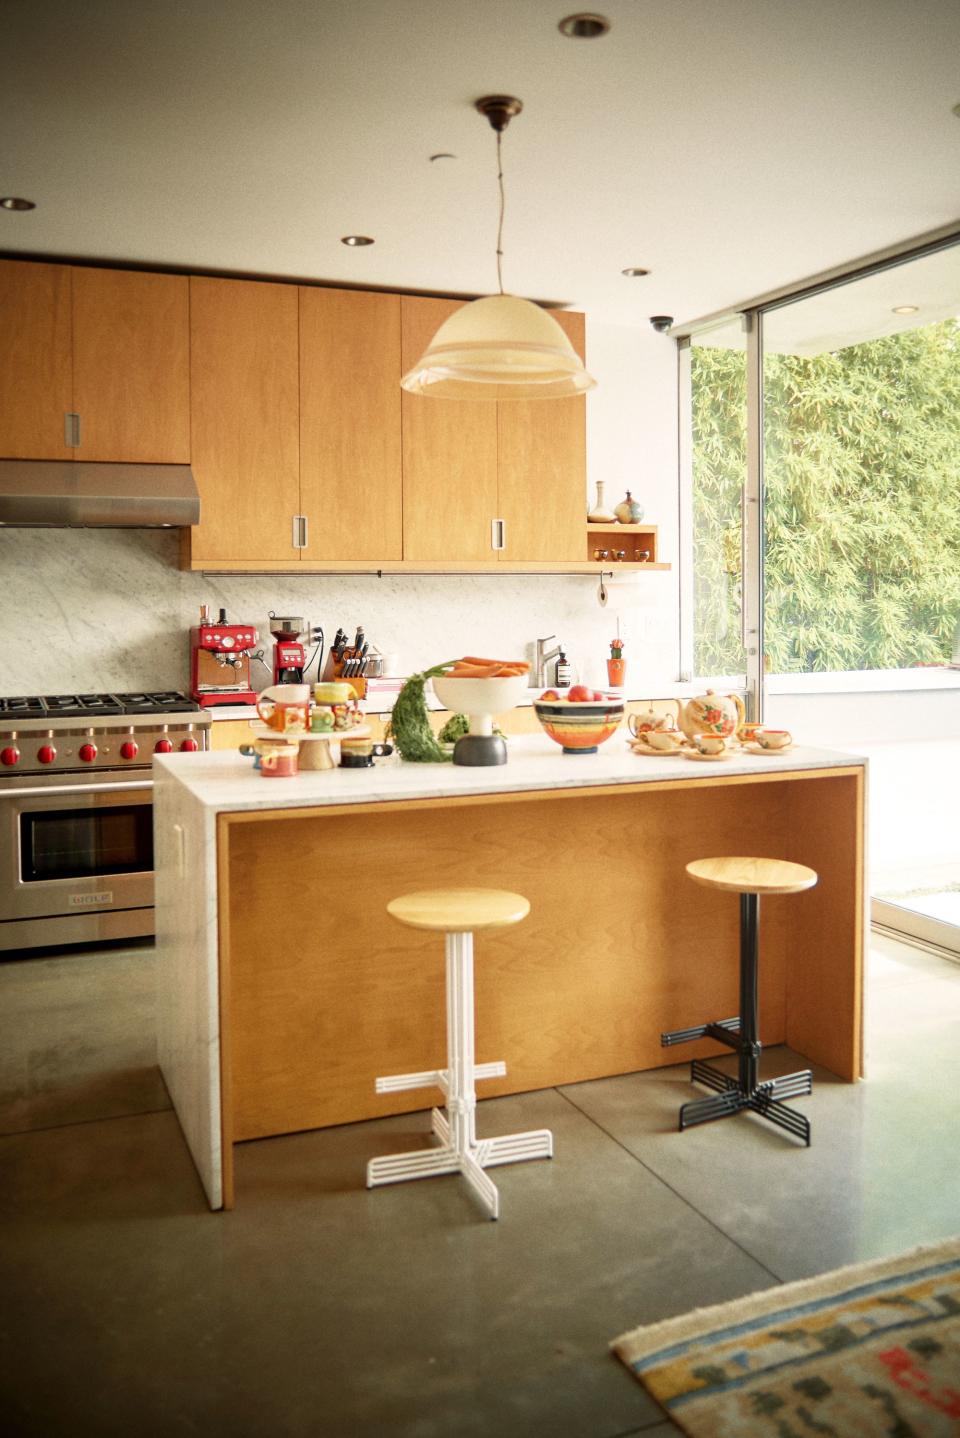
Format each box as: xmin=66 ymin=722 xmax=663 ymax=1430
xmin=597 ymin=571 xmax=611 ymax=607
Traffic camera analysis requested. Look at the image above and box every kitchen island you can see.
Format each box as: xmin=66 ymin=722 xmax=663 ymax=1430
xmin=154 ymin=739 xmax=866 ymax=1209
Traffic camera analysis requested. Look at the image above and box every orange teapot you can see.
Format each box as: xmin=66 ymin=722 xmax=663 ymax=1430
xmin=674 ymin=689 xmax=745 ymax=741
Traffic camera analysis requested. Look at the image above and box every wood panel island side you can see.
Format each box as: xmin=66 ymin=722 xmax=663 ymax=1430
xmin=153 ymin=740 xmax=866 ymax=1209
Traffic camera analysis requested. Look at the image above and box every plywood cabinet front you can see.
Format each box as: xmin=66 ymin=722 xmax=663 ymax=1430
xmin=496 ymin=309 xmax=586 ymax=563
xmin=72 ymin=267 xmax=190 ymax=462
xmin=190 ymin=277 xmax=300 ymax=566
xmin=299 ymin=288 xmax=402 ymax=561
xmin=401 ymin=296 xmax=500 ymax=563
xmin=0 ymin=260 xmax=73 ymax=459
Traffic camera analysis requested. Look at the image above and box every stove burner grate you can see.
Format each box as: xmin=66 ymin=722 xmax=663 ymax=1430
xmin=0 ymin=691 xmax=201 ymax=718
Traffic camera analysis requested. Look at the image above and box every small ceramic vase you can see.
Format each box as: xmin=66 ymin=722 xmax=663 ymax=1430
xmin=587 ymin=480 xmax=616 ymax=524
xmin=614 ymin=491 xmax=644 ymax=524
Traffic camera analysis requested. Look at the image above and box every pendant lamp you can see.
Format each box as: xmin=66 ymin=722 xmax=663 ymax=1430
xmin=401 ymin=96 xmax=596 ymax=400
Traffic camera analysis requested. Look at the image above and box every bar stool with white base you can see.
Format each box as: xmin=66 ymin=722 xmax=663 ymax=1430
xmin=366 ymin=888 xmax=553 ymax=1220
xmin=661 ymin=857 xmax=818 ymax=1146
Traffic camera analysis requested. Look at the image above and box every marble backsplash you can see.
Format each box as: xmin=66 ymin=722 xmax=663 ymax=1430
xmin=0 ymin=528 xmax=679 ymax=697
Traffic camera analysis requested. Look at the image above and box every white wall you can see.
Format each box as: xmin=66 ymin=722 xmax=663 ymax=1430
xmin=0 ymin=318 xmax=681 ymax=698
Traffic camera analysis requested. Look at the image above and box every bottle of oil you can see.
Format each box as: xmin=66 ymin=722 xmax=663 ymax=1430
xmin=555 ymin=649 xmax=572 ymax=687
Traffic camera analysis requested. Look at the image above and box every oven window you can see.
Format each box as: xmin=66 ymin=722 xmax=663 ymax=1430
xmin=19 ymin=806 xmax=153 ymax=882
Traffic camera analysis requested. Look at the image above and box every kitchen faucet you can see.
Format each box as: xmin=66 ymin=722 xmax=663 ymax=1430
xmin=533 ymin=635 xmax=561 ymax=688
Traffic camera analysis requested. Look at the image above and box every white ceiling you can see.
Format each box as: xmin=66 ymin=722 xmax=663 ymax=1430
xmin=3 ymin=0 xmax=959 ymax=329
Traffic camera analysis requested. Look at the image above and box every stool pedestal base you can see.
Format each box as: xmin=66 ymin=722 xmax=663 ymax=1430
xmin=661 ymin=891 xmax=813 ymax=1147
xmin=366 ymin=929 xmax=553 ymax=1219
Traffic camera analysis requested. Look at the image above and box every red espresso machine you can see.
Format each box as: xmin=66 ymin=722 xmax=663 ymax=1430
xmin=190 ymin=606 xmax=259 ymax=707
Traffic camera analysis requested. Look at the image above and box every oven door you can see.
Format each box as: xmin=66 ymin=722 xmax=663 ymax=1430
xmin=0 ymin=775 xmax=154 ymax=926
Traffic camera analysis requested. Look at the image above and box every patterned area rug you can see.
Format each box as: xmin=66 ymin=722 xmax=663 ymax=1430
xmin=612 ymin=1236 xmax=960 ymax=1436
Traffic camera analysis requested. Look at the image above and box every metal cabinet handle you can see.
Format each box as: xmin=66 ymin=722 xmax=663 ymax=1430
xmin=292 ymin=514 xmax=308 ymax=549
xmin=491 ymin=518 xmax=505 ymax=551
xmin=64 ymin=413 xmax=81 ymax=447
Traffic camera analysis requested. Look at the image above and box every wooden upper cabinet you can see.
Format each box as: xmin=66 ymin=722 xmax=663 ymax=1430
xmin=0 ymin=260 xmax=73 ymax=459
xmin=72 ymin=267 xmax=190 ymax=462
xmin=401 ymin=296 xmax=499 ymax=563
xmin=189 ymin=277 xmax=300 ymax=566
xmin=299 ymin=288 xmax=402 ymax=561
xmin=496 ymin=309 xmax=587 ymax=563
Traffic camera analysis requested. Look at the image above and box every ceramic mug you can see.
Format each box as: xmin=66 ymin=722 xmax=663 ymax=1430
xmin=314 ymin=681 xmax=355 ymax=705
xmin=257 ymin=684 xmax=311 ymax=734
xmin=339 ymin=739 xmax=393 ymax=769
xmin=739 ymin=721 xmax=765 ymax=744
xmin=259 ymin=742 xmax=300 ymax=777
xmin=310 ymin=705 xmax=336 ymax=733
xmin=693 ymin=731 xmax=727 ymax=756
xmin=756 ymin=728 xmax=792 ymax=750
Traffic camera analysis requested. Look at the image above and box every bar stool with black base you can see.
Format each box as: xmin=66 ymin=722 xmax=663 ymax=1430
xmin=661 ymin=857 xmax=818 ymax=1146
xmin=366 ymin=887 xmax=553 ymax=1220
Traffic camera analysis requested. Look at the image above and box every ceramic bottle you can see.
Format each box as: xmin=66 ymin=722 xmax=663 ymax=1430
xmin=587 ymin=480 xmax=616 ymax=523
xmin=614 ymin=491 xmax=644 ymax=524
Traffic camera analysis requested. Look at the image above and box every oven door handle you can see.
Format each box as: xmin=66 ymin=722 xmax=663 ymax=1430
xmin=1 ymin=780 xmax=154 ymax=799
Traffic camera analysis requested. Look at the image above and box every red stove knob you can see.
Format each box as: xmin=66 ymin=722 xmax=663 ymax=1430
xmin=180 ymin=737 xmax=200 ymax=752
xmin=154 ymin=738 xmax=174 ymax=754
xmin=38 ymin=744 xmax=57 ymax=765
xmin=79 ymin=742 xmax=98 ymax=763
xmin=120 ymin=740 xmax=139 ymax=760
xmin=0 ymin=745 xmax=20 ymax=767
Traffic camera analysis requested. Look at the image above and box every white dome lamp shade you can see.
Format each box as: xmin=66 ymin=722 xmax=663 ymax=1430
xmin=400 ymin=97 xmax=597 ymax=401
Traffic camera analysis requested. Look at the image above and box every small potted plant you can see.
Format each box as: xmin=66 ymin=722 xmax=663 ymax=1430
xmin=607 ymin=629 xmax=626 ymax=688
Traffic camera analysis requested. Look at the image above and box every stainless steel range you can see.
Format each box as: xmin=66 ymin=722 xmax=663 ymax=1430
xmin=0 ymin=692 xmax=211 ymax=953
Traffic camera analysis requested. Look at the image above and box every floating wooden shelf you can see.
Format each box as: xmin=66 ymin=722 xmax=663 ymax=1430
xmin=584 ymin=522 xmax=667 ymax=569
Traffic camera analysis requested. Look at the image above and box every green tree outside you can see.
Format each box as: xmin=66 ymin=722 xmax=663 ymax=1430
xmin=692 ymin=319 xmax=960 ymax=675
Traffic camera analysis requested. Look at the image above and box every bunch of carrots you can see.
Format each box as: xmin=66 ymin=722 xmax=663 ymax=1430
xmin=442 ymin=656 xmax=529 ymax=679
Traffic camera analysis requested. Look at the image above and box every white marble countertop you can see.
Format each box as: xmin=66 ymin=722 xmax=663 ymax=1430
xmin=155 ymin=735 xmax=866 ymax=814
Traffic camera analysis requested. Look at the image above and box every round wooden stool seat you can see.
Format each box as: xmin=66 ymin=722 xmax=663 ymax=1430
xmin=386 ymin=887 xmax=530 ymax=934
xmin=686 ymin=856 xmax=818 ymax=895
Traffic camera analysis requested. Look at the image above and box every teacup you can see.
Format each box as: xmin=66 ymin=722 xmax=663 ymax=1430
xmin=638 ymin=729 xmax=682 ymax=752
xmin=257 ymin=683 xmax=311 ymax=734
xmin=756 ymin=728 xmax=792 ymax=751
xmin=738 ymin=722 xmax=764 ymax=744
xmin=692 ymin=732 xmax=727 ymax=756
xmin=258 ymin=742 xmax=299 ymax=777
xmin=310 ymin=705 xmax=336 ymax=733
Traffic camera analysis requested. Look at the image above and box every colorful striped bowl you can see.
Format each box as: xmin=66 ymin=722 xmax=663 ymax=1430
xmin=533 ymin=698 xmax=624 ymax=754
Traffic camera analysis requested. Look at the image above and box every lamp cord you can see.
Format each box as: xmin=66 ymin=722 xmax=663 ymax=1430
xmin=496 ymin=130 xmax=505 ymax=294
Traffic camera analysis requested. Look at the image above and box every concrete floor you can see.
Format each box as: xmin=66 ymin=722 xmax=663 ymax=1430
xmin=0 ymin=934 xmax=958 ymax=1437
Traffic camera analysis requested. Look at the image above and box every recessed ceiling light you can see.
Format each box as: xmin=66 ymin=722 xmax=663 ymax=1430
xmin=341 ymin=234 xmax=374 ymax=247
xmin=622 ymin=267 xmax=650 ymax=278
xmin=0 ymin=196 xmax=35 ymax=211
xmin=892 ymin=304 xmax=919 ymax=315
xmin=558 ymin=13 xmax=610 ymax=39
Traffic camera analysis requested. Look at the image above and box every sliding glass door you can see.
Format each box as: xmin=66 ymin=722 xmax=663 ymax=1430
xmin=683 ymin=235 xmax=960 ymax=953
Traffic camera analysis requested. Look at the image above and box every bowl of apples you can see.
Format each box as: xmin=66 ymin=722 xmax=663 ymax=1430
xmin=533 ymin=685 xmax=625 ymax=754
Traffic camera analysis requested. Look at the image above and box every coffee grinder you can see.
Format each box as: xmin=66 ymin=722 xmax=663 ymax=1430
xmin=268 ymin=612 xmax=308 ymax=684
xmin=190 ymin=606 xmax=259 ymax=706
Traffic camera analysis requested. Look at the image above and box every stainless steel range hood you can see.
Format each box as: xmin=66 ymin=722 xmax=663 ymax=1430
xmin=0 ymin=461 xmax=200 ymax=527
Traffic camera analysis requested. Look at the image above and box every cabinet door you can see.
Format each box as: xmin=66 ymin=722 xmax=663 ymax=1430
xmin=0 ymin=261 xmax=73 ymax=459
xmin=190 ymin=277 xmax=300 ymax=565
xmin=401 ymin=296 xmax=499 ymax=563
xmin=72 ymin=267 xmax=190 ymax=462
xmin=299 ymin=288 xmax=402 ymax=561
xmin=496 ymin=309 xmax=587 ymax=563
